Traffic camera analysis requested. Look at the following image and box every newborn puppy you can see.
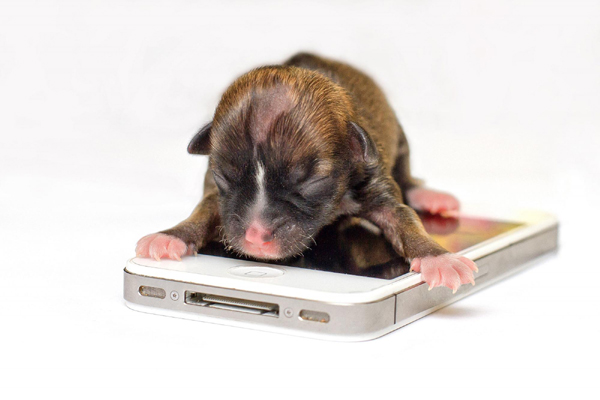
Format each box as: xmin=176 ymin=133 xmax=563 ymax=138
xmin=136 ymin=53 xmax=477 ymax=292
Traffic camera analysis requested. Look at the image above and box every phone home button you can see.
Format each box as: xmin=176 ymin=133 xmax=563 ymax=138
xmin=228 ymin=266 xmax=285 ymax=278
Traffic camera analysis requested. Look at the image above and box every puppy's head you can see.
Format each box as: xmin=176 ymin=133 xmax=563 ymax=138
xmin=189 ymin=66 xmax=377 ymax=260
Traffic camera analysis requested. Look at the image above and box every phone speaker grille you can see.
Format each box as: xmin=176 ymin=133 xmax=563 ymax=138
xmin=138 ymin=286 xmax=166 ymax=299
xmin=299 ymin=310 xmax=330 ymax=323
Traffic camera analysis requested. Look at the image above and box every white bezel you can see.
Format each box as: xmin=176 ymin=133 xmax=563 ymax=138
xmin=125 ymin=206 xmax=557 ymax=304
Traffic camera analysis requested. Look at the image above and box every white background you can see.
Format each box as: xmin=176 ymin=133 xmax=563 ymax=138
xmin=1 ymin=0 xmax=599 ymax=398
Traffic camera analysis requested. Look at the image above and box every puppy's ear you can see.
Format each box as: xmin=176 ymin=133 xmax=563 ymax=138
xmin=187 ymin=122 xmax=212 ymax=155
xmin=348 ymin=121 xmax=378 ymax=164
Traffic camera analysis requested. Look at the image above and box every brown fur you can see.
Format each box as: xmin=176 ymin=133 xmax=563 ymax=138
xmin=160 ymin=52 xmax=448 ymax=260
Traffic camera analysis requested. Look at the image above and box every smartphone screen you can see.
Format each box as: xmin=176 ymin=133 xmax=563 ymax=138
xmin=199 ymin=214 xmax=523 ymax=279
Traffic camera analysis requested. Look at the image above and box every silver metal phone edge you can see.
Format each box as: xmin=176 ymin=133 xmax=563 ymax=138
xmin=123 ymin=223 xmax=558 ymax=341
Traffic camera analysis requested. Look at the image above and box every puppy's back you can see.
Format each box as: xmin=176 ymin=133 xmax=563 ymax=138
xmin=285 ymin=53 xmax=403 ymax=172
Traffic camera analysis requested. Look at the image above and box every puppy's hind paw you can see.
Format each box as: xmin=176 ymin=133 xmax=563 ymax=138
xmin=135 ymin=233 xmax=192 ymax=261
xmin=410 ymin=253 xmax=478 ymax=293
xmin=406 ymin=187 xmax=460 ymax=217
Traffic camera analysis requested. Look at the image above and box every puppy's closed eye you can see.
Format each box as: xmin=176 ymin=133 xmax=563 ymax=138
xmin=212 ymin=170 xmax=230 ymax=191
xmin=298 ymin=176 xmax=335 ymax=198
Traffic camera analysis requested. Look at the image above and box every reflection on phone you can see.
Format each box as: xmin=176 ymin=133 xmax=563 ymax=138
xmin=199 ymin=213 xmax=523 ymax=280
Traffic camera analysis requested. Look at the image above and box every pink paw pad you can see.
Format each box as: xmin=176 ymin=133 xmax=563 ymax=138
xmin=406 ymin=187 xmax=460 ymax=216
xmin=135 ymin=233 xmax=192 ymax=261
xmin=410 ymin=253 xmax=478 ymax=293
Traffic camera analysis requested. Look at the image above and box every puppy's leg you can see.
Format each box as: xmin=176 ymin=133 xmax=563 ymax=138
xmin=136 ymin=191 xmax=220 ymax=261
xmin=391 ymin=130 xmax=460 ymax=217
xmin=363 ymin=182 xmax=476 ymax=292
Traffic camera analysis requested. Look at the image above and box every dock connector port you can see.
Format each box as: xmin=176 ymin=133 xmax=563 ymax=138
xmin=184 ymin=291 xmax=279 ymax=317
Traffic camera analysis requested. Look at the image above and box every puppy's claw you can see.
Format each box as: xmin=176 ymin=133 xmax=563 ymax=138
xmin=410 ymin=258 xmax=421 ymax=273
xmin=441 ymin=209 xmax=460 ymax=218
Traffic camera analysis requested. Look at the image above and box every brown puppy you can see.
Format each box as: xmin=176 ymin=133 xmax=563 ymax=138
xmin=136 ymin=53 xmax=477 ymax=292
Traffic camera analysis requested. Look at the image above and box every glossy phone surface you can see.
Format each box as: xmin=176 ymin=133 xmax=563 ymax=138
xmin=197 ymin=213 xmax=524 ymax=280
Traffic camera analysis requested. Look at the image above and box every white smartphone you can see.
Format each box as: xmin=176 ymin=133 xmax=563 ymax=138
xmin=123 ymin=207 xmax=558 ymax=341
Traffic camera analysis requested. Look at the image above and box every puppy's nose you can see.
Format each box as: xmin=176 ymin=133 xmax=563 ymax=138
xmin=245 ymin=222 xmax=274 ymax=245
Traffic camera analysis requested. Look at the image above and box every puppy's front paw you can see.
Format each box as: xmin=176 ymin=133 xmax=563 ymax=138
xmin=410 ymin=254 xmax=478 ymax=293
xmin=135 ymin=233 xmax=192 ymax=261
xmin=406 ymin=187 xmax=460 ymax=217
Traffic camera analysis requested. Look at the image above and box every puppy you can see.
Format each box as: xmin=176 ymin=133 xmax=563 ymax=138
xmin=136 ymin=53 xmax=477 ymax=292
